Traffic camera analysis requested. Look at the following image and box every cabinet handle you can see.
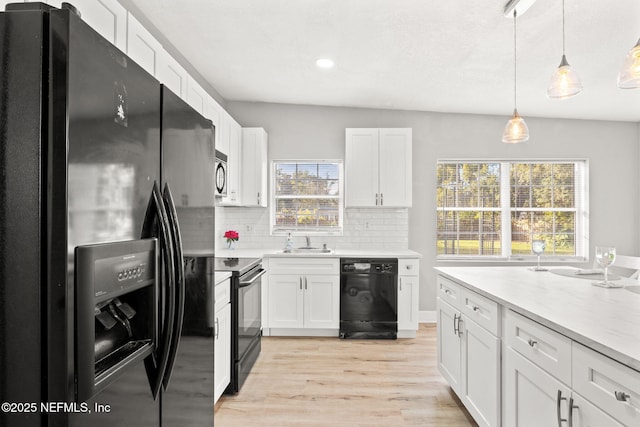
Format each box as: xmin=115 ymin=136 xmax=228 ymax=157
xmin=568 ymin=397 xmax=578 ymax=427
xmin=400 ymin=277 xmax=402 ymax=291
xmin=299 ymin=277 xmax=302 ymax=290
xmin=257 ymin=192 xmax=260 ymax=205
xmin=215 ymin=317 xmax=220 ymax=339
xmin=380 ymin=193 xmax=383 ymax=206
xmin=304 ymin=276 xmax=308 ymax=290
xmin=453 ymin=313 xmax=459 ymax=335
xmin=456 ymin=316 xmax=462 ymax=336
xmin=375 ymin=193 xmax=379 ymax=206
xmin=444 ymin=289 xmax=452 ymax=295
xmin=614 ymin=391 xmax=630 ymax=402
xmin=528 ymin=338 xmax=537 ymax=348
xmin=557 ymin=390 xmax=567 ymax=426
xmin=472 ymin=305 xmax=480 ymax=312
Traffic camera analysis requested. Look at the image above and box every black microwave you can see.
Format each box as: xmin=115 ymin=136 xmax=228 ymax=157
xmin=215 ymin=149 xmax=227 ymax=197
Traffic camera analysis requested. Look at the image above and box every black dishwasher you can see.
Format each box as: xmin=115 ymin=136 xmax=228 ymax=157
xmin=339 ymin=258 xmax=398 ymax=339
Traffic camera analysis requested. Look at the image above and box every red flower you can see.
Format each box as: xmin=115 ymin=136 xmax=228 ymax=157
xmin=224 ymin=230 xmax=239 ymax=241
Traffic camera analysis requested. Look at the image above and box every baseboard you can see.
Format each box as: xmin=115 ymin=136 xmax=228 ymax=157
xmin=419 ymin=310 xmax=436 ymax=324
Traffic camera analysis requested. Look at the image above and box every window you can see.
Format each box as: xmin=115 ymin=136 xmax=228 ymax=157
xmin=436 ymin=160 xmax=588 ymax=259
xmin=271 ymin=161 xmax=343 ymax=235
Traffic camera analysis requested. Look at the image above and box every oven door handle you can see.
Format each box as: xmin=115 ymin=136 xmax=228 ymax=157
xmin=239 ymin=268 xmax=266 ymax=287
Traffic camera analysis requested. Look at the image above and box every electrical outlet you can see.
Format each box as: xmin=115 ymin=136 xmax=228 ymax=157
xmin=246 ymin=224 xmax=254 ymax=232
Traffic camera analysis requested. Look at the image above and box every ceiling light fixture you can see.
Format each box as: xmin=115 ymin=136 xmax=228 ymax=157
xmin=617 ymin=38 xmax=640 ymax=89
xmin=316 ymin=58 xmax=335 ymax=69
xmin=547 ymin=0 xmax=582 ymax=99
xmin=502 ymin=9 xmax=529 ymax=144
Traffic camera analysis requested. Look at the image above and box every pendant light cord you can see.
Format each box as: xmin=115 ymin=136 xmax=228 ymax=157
xmin=562 ymin=0 xmax=566 ymax=55
xmin=513 ymin=10 xmax=517 ymax=110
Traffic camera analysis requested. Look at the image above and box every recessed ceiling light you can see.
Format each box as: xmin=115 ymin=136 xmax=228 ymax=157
xmin=316 ymin=58 xmax=335 ymax=69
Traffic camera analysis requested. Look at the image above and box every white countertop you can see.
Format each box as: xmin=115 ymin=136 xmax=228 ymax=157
xmin=435 ymin=266 xmax=640 ymax=372
xmin=215 ymin=248 xmax=422 ymax=259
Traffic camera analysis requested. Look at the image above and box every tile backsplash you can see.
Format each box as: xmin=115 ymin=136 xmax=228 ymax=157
xmin=215 ymin=207 xmax=408 ymax=251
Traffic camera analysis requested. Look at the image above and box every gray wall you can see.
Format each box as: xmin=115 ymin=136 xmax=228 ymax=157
xmin=227 ymin=101 xmax=640 ymax=312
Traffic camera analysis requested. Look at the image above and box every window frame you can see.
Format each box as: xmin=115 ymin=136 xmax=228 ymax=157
xmin=270 ymin=159 xmax=344 ymax=236
xmin=436 ymin=158 xmax=589 ymax=262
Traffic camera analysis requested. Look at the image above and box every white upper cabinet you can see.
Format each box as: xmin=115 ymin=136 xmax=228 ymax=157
xmin=185 ymin=76 xmax=207 ymax=115
xmin=157 ymin=50 xmax=188 ymax=98
xmin=345 ymin=128 xmax=412 ymax=208
xmin=218 ymin=113 xmax=242 ymax=205
xmin=203 ymin=96 xmax=222 ymax=145
xmin=126 ymin=12 xmax=162 ymax=76
xmin=378 ymin=128 xmax=412 ymax=207
xmin=345 ymin=128 xmax=379 ymax=207
xmin=241 ymin=128 xmax=268 ymax=207
xmin=75 ymin=0 xmax=127 ymax=52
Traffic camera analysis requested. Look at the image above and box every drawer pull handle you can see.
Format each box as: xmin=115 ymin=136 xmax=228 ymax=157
xmin=557 ymin=390 xmax=567 ymax=426
xmin=614 ymin=391 xmax=630 ymax=402
xmin=528 ymin=339 xmax=537 ymax=348
xmin=472 ymin=306 xmax=480 ymax=312
xmin=444 ymin=289 xmax=452 ymax=295
xmin=568 ymin=397 xmax=578 ymax=427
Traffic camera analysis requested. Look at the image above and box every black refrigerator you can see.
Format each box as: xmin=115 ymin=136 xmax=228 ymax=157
xmin=0 ymin=3 xmax=215 ymax=426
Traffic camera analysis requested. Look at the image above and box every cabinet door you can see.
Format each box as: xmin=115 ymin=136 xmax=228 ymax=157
xmin=345 ymin=128 xmax=379 ymax=207
xmin=303 ymin=275 xmax=339 ymax=329
xmin=398 ymin=275 xmax=419 ymax=330
xmin=157 ymin=50 xmax=187 ymax=99
xmin=220 ymin=117 xmax=242 ymax=205
xmin=378 ymin=128 xmax=412 ymax=207
xmin=241 ymin=128 xmax=268 ymax=207
xmin=570 ymin=393 xmax=624 ymax=427
xmin=126 ymin=12 xmax=162 ymax=76
xmin=504 ymin=347 xmax=572 ymax=427
xmin=437 ymin=298 xmax=462 ymax=393
xmin=213 ymin=303 xmax=231 ymax=403
xmin=75 ymin=0 xmax=127 ymax=52
xmin=185 ymin=76 xmax=206 ymax=114
xmin=461 ymin=317 xmax=499 ymax=427
xmin=268 ymin=275 xmax=304 ymax=328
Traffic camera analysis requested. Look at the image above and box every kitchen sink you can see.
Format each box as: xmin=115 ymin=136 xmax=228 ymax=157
xmin=282 ymin=247 xmax=334 ymax=254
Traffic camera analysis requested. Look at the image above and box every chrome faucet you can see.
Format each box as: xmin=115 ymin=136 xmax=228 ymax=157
xmin=305 ymin=235 xmax=311 ymax=248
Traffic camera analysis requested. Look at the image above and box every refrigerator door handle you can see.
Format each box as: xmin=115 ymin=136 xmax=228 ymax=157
xmin=141 ymin=182 xmax=176 ymax=400
xmin=161 ymin=183 xmax=186 ymax=391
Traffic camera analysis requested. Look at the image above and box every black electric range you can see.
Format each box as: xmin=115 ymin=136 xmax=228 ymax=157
xmin=214 ymin=257 xmax=265 ymax=394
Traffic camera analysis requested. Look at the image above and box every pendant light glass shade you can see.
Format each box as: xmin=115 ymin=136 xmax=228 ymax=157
xmin=547 ymin=0 xmax=582 ymax=99
xmin=502 ymin=108 xmax=530 ymax=143
xmin=617 ymin=38 xmax=640 ymax=89
xmin=547 ymin=54 xmax=583 ymax=98
xmin=502 ymin=10 xmax=528 ymax=144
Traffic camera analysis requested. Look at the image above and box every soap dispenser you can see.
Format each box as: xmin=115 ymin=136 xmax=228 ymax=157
xmin=285 ymin=233 xmax=293 ymax=253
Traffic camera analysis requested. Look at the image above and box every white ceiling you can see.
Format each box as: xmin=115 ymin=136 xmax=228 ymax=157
xmin=128 ymin=0 xmax=640 ymax=122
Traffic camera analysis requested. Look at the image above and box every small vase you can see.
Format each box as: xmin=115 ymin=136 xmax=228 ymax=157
xmin=226 ymin=240 xmax=236 ymax=250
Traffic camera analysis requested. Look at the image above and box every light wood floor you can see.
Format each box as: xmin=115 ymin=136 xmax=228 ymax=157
xmin=215 ymin=324 xmax=478 ymax=426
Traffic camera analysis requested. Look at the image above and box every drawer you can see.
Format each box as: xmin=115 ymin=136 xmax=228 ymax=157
xmin=572 ymin=342 xmax=640 ymax=426
xmin=505 ymin=309 xmax=572 ymax=385
xmin=437 ymin=275 xmax=462 ymax=310
xmin=399 ymin=259 xmax=419 ymax=276
xmin=214 ymin=278 xmax=231 ymax=312
xmin=268 ymin=257 xmax=339 ymax=275
xmin=459 ymin=286 xmax=499 ymax=336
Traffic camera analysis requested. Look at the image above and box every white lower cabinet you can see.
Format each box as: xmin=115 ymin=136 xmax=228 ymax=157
xmin=267 ymin=257 xmax=339 ymax=334
xmin=213 ymin=277 xmax=231 ymax=404
xmin=398 ymin=259 xmax=419 ymax=334
xmin=504 ymin=347 xmax=571 ymax=427
xmin=437 ymin=277 xmax=499 ymax=427
xmin=268 ymin=274 xmax=339 ymax=330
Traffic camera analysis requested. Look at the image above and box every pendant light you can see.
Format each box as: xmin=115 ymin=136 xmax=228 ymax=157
xmin=547 ymin=0 xmax=582 ymax=99
xmin=502 ymin=10 xmax=529 ymax=144
xmin=617 ymin=38 xmax=640 ymax=89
